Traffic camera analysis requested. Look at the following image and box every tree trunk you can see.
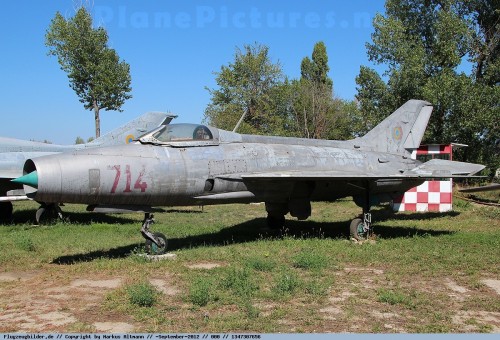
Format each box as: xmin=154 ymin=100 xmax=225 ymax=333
xmin=93 ymin=100 xmax=100 ymax=138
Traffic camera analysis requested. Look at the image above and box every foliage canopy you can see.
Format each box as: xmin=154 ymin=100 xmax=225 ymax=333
xmin=356 ymin=0 xmax=499 ymax=173
xmin=204 ymin=42 xmax=357 ymax=140
xmin=45 ymin=7 xmax=132 ymax=138
xmin=204 ymin=43 xmax=286 ymax=135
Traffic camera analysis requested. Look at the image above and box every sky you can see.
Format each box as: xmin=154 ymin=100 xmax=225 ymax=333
xmin=0 ymin=0 xmax=386 ymax=144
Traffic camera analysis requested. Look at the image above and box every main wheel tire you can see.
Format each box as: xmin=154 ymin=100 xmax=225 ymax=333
xmin=35 ymin=206 xmax=48 ymax=224
xmin=0 ymin=202 xmax=13 ymax=223
xmin=35 ymin=203 xmax=60 ymax=224
xmin=350 ymin=218 xmax=366 ymax=241
xmin=145 ymin=232 xmax=168 ymax=255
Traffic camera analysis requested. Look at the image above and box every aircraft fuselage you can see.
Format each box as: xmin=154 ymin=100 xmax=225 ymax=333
xmin=22 ymin=140 xmax=422 ymax=208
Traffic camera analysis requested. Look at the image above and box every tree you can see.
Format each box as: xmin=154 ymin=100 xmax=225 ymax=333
xmin=466 ymin=0 xmax=500 ymax=86
xmin=354 ymin=66 xmax=392 ymax=135
xmin=205 ymin=41 xmax=360 ymax=140
xmin=292 ymin=42 xmax=352 ymax=140
xmin=300 ymin=41 xmax=333 ymax=89
xmin=355 ymin=0 xmax=499 ymax=173
xmin=204 ymin=43 xmax=286 ymax=134
xmin=45 ymin=7 xmax=132 ymax=138
xmin=74 ymin=136 xmax=84 ymax=144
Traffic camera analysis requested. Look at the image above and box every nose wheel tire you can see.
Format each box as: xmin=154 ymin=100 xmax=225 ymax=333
xmin=145 ymin=232 xmax=168 ymax=255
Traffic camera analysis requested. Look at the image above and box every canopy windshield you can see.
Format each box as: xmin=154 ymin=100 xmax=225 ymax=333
xmin=152 ymin=124 xmax=214 ymax=142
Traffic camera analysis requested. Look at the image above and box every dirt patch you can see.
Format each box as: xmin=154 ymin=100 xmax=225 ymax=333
xmin=71 ymin=278 xmax=123 ymax=289
xmin=445 ymin=278 xmax=469 ymax=294
xmin=444 ymin=278 xmax=470 ymax=302
xmin=0 ymin=312 xmax=45 ymax=332
xmin=371 ymin=311 xmax=399 ymax=319
xmin=482 ymin=279 xmax=500 ymax=295
xmin=137 ymin=253 xmax=177 ymax=261
xmin=94 ymin=322 xmax=135 ymax=333
xmin=351 ymin=239 xmax=377 ymax=245
xmin=186 ymin=262 xmax=224 ymax=269
xmin=0 ymin=271 xmax=131 ymax=332
xmin=0 ymin=271 xmax=39 ymax=282
xmin=328 ymin=291 xmax=357 ymax=303
xmin=38 ymin=311 xmax=77 ymax=327
xmin=382 ymin=323 xmax=406 ymax=332
xmin=319 ymin=267 xmax=500 ymax=332
xmin=0 ymin=299 xmax=78 ymax=332
xmin=43 ymin=290 xmax=72 ymax=300
xmin=150 ymin=278 xmax=180 ymax=296
xmin=252 ymin=301 xmax=279 ymax=317
xmin=319 ymin=306 xmax=342 ymax=315
xmin=452 ymin=311 xmax=500 ymax=332
xmin=343 ymin=267 xmax=384 ymax=275
xmin=0 ymin=264 xmax=499 ymax=332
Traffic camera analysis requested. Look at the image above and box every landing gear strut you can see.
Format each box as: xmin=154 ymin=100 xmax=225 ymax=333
xmin=350 ymin=183 xmax=374 ymax=241
xmin=140 ymin=213 xmax=168 ymax=255
xmin=350 ymin=212 xmax=372 ymax=241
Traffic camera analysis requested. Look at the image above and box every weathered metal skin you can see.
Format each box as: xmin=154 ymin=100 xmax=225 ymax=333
xmin=17 ymin=100 xmax=485 ymax=220
xmin=23 ymin=131 xmax=423 ymax=206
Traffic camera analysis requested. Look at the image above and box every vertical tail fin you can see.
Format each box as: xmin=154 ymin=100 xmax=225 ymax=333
xmin=357 ymin=100 xmax=432 ymax=155
xmin=85 ymin=112 xmax=176 ymax=147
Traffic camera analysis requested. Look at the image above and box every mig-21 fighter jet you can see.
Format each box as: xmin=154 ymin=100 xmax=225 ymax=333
xmin=13 ymin=100 xmax=484 ymax=254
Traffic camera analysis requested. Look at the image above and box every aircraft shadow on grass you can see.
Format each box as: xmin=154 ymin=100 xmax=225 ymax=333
xmin=58 ymin=211 xmax=138 ymax=225
xmin=164 ymin=208 xmax=204 ymax=214
xmin=52 ymin=212 xmax=455 ymax=265
xmin=2 ymin=207 xmax=207 ymax=227
xmin=2 ymin=209 xmax=138 ymax=226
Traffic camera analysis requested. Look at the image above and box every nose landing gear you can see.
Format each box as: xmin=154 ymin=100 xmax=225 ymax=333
xmin=140 ymin=213 xmax=168 ymax=255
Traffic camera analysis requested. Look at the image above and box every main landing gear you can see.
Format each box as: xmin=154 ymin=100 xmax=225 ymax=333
xmin=0 ymin=202 xmax=13 ymax=223
xmin=349 ymin=212 xmax=373 ymax=241
xmin=35 ymin=203 xmax=63 ymax=224
xmin=0 ymin=201 xmax=63 ymax=225
xmin=141 ymin=213 xmax=168 ymax=255
xmin=266 ymin=214 xmax=286 ymax=229
xmin=350 ymin=183 xmax=374 ymax=241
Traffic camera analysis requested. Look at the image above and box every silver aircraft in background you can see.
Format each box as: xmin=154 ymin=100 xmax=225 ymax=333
xmin=13 ymin=100 xmax=484 ymax=253
xmin=1 ymin=112 xmax=175 ymax=222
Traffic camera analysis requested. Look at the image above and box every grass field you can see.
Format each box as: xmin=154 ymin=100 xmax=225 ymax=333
xmin=0 ymin=198 xmax=499 ymax=333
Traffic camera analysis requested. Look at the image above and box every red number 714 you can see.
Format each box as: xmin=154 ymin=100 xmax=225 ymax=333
xmin=108 ymin=165 xmax=147 ymax=193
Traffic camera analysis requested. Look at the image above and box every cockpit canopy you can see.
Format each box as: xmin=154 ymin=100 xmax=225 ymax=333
xmin=153 ymin=123 xmax=214 ymax=142
xmin=137 ymin=123 xmax=219 ymax=146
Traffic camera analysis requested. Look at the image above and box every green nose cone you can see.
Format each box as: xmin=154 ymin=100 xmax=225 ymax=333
xmin=12 ymin=171 xmax=38 ymax=188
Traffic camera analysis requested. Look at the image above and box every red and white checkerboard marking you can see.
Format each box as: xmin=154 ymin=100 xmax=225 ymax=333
xmin=392 ymin=179 xmax=452 ymax=212
xmin=392 ymin=144 xmax=453 ymax=212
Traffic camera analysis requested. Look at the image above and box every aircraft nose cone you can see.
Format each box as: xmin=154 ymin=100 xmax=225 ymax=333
xmin=12 ymin=171 xmax=38 ymax=188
